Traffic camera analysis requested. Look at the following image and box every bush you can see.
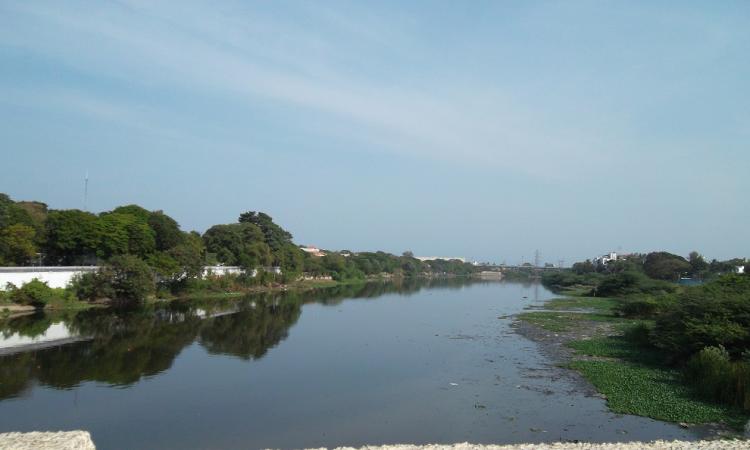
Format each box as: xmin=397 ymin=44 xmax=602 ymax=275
xmin=595 ymin=271 xmax=676 ymax=297
xmin=107 ymin=255 xmax=155 ymax=303
xmin=652 ymin=274 xmax=750 ymax=359
xmin=615 ymin=296 xmax=661 ymax=318
xmin=7 ymin=278 xmax=57 ymax=307
xmin=623 ymin=322 xmax=655 ymax=348
xmin=685 ymin=346 xmax=750 ymax=411
xmin=70 ymin=271 xmax=114 ymax=301
xmin=72 ymin=256 xmax=155 ymax=304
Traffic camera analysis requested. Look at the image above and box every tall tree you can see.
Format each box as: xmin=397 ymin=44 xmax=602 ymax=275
xmin=43 ymin=210 xmax=100 ymax=265
xmin=148 ymin=211 xmax=183 ymax=251
xmin=643 ymin=252 xmax=692 ymax=281
xmin=0 ymin=224 xmax=37 ymax=265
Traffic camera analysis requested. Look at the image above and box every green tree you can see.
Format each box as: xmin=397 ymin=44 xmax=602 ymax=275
xmin=148 ymin=211 xmax=183 ymax=251
xmin=653 ymin=274 xmax=750 ymax=359
xmin=98 ymin=213 xmax=156 ymax=258
xmin=689 ymin=251 xmax=709 ymax=276
xmin=106 ymin=255 xmax=156 ymax=304
xmin=0 ymin=224 xmax=37 ymax=265
xmin=238 ymin=211 xmax=293 ymax=252
xmin=643 ymin=252 xmax=692 ymax=281
xmin=43 ymin=209 xmax=100 ymax=265
xmin=203 ymin=222 xmax=270 ymax=269
xmin=168 ymin=232 xmax=205 ymax=279
xmin=572 ymin=259 xmax=596 ymax=274
xmin=0 ymin=193 xmax=35 ymax=230
xmin=110 ymin=204 xmax=152 ymax=222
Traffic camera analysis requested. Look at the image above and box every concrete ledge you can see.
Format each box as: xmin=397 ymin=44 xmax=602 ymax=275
xmin=0 ymin=431 xmax=95 ymax=450
xmin=306 ymin=442 xmax=750 ymax=450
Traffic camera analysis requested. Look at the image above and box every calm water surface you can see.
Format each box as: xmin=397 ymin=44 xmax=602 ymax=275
xmin=0 ymin=280 xmax=701 ymax=449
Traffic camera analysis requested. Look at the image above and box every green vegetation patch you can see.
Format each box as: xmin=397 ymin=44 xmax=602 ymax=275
xmin=518 ymin=311 xmax=617 ymax=332
xmin=567 ymin=335 xmax=662 ymax=364
xmin=544 ymin=296 xmax=617 ymax=314
xmin=568 ymin=359 xmax=746 ymax=428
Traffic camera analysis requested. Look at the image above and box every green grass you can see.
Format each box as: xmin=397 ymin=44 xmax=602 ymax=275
xmin=517 ymin=311 xmax=619 ymax=332
xmin=556 ymin=285 xmax=595 ymax=297
xmin=544 ymin=296 xmax=617 ymax=314
xmin=44 ymin=296 xmax=93 ymax=310
xmin=567 ymin=335 xmax=663 ymax=365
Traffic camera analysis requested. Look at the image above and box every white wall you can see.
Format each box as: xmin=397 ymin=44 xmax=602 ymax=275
xmin=0 ymin=266 xmax=252 ymax=291
xmin=202 ymin=266 xmax=245 ymax=277
xmin=0 ymin=267 xmax=99 ymax=290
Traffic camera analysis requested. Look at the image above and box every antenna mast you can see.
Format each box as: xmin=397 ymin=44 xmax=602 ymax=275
xmin=84 ymin=171 xmax=89 ymax=211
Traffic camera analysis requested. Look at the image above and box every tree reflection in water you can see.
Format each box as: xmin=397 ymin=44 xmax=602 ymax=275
xmin=0 ymin=277 xmax=491 ymax=400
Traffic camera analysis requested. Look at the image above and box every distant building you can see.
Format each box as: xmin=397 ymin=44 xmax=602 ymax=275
xmin=593 ymin=251 xmax=633 ymax=266
xmin=738 ymin=265 xmax=746 ymax=275
xmin=300 ymin=246 xmax=326 ymax=257
xmin=414 ymin=256 xmax=466 ymax=263
xmin=594 ymin=252 xmax=618 ymax=265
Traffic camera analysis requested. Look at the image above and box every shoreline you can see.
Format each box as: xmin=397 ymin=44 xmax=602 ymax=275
xmin=512 ymin=295 xmax=745 ymax=439
xmin=2 ymin=274 xmax=478 ymax=316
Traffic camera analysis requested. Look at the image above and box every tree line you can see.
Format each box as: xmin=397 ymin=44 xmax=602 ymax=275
xmin=0 ymin=193 xmax=477 ymax=304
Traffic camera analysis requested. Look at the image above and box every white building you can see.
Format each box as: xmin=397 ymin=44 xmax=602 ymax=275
xmin=594 ymin=252 xmax=619 ymax=266
xmin=300 ymin=246 xmax=326 ymax=257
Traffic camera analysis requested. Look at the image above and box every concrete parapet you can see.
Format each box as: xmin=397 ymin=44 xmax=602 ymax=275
xmin=0 ymin=431 xmax=95 ymax=450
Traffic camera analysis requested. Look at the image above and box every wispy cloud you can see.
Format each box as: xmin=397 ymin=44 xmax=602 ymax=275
xmin=0 ymin=0 xmax=627 ymax=179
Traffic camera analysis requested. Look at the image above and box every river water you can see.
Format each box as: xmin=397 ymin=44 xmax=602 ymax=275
xmin=0 ymin=279 xmax=701 ymax=449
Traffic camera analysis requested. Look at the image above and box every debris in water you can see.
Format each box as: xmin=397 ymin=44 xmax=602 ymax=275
xmin=449 ymin=383 xmax=459 ymax=386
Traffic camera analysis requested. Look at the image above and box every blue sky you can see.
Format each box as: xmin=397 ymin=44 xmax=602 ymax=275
xmin=1 ymin=0 xmax=748 ymax=264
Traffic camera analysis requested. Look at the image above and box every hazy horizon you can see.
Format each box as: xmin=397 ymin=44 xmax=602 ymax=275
xmin=2 ymin=1 xmax=748 ymax=264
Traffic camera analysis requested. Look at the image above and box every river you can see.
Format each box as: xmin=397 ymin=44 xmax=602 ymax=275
xmin=0 ymin=279 xmax=702 ymax=449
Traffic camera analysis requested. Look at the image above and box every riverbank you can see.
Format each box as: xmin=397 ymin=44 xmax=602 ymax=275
xmin=514 ymin=295 xmax=749 ymax=436
xmin=312 ymin=441 xmax=750 ymax=450
xmin=0 ymin=276 xmax=420 ymax=317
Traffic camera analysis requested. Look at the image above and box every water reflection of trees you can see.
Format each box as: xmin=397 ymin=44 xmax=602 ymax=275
xmin=0 ymin=297 xmax=304 ymax=400
xmin=0 ymin=278 xmax=496 ymax=400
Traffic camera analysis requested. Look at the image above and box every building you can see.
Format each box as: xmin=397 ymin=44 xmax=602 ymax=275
xmin=300 ymin=246 xmax=326 ymax=257
xmin=593 ymin=252 xmax=618 ymax=265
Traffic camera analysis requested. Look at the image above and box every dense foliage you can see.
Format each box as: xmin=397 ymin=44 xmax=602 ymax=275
xmin=652 ymin=274 xmax=750 ymax=359
xmin=0 ymin=193 xmax=478 ymax=305
xmin=544 ymin=251 xmax=750 ymax=413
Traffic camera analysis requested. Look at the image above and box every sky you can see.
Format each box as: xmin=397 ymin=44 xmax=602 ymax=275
xmin=1 ymin=0 xmax=748 ymax=265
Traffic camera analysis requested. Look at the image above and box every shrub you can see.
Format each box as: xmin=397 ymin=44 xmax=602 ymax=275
xmin=595 ymin=271 xmax=676 ymax=297
xmin=70 ymin=271 xmax=114 ymax=301
xmin=685 ymin=346 xmax=750 ymax=411
xmin=107 ymin=255 xmax=155 ymax=303
xmin=7 ymin=278 xmax=56 ymax=307
xmin=73 ymin=256 xmax=155 ymax=304
xmin=652 ymin=274 xmax=750 ymax=359
xmin=615 ymin=296 xmax=661 ymax=318
xmin=623 ymin=322 xmax=655 ymax=348
xmin=643 ymin=252 xmax=692 ymax=281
